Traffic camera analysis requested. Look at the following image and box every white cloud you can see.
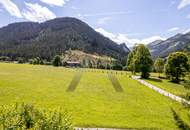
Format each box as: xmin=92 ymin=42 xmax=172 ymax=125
xmin=141 ymin=36 xmax=166 ymax=44
xmin=40 ymin=0 xmax=69 ymax=7
xmin=182 ymin=28 xmax=190 ymax=34
xmin=97 ymin=17 xmax=112 ymax=25
xmin=22 ymin=2 xmax=56 ymax=22
xmin=95 ymin=28 xmax=166 ymax=47
xmin=116 ymin=34 xmax=140 ymax=46
xmin=0 ymin=0 xmax=22 ymax=18
xmin=178 ymin=0 xmax=190 ymax=9
xmin=95 ymin=28 xmax=116 ymax=39
xmin=167 ymin=27 xmax=180 ymax=32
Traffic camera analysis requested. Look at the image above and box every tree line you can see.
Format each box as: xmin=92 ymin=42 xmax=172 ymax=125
xmin=0 ymin=44 xmax=189 ymax=83
xmin=127 ymin=44 xmax=190 ymax=83
xmin=0 ymin=54 xmax=124 ymax=70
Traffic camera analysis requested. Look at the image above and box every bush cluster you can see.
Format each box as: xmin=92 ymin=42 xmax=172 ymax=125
xmin=0 ymin=103 xmax=73 ymax=130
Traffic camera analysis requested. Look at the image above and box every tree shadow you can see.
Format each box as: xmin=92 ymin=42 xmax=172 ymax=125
xmin=171 ymin=108 xmax=190 ymax=130
xmin=169 ymin=80 xmax=181 ymax=84
xmin=147 ymin=78 xmax=163 ymax=82
xmin=66 ymin=71 xmax=83 ymax=92
xmin=108 ymin=73 xmax=124 ymax=92
xmin=158 ymin=76 xmax=167 ymax=79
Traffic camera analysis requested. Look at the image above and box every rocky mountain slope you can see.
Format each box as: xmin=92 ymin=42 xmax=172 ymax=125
xmin=147 ymin=32 xmax=190 ymax=58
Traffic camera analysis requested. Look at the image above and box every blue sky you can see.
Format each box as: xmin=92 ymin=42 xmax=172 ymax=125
xmin=0 ymin=0 xmax=190 ymax=47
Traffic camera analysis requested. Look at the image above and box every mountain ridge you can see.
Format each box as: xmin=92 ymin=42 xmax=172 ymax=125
xmin=147 ymin=32 xmax=190 ymax=59
xmin=0 ymin=17 xmax=130 ymax=61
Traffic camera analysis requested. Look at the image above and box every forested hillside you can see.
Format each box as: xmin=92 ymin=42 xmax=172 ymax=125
xmin=0 ymin=17 xmax=130 ymax=61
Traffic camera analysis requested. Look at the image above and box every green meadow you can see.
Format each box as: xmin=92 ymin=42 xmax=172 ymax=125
xmin=144 ymin=73 xmax=190 ymax=98
xmin=145 ymin=77 xmax=190 ymax=98
xmin=0 ymin=63 xmax=188 ymax=129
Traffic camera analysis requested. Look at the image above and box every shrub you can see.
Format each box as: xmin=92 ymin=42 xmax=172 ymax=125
xmin=98 ymin=64 xmax=106 ymax=69
xmin=52 ymin=55 xmax=62 ymax=67
xmin=32 ymin=57 xmax=43 ymax=65
xmin=0 ymin=103 xmax=73 ymax=130
xmin=32 ymin=58 xmax=38 ymax=65
xmin=106 ymin=64 xmax=111 ymax=70
xmin=17 ymin=57 xmax=25 ymax=64
xmin=0 ymin=56 xmax=10 ymax=61
xmin=39 ymin=60 xmax=44 ymax=65
xmin=112 ymin=61 xmax=123 ymax=70
xmin=122 ymin=66 xmax=128 ymax=71
xmin=29 ymin=59 xmax=33 ymax=64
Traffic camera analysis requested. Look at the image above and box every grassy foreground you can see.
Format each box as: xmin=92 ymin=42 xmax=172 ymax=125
xmin=0 ymin=63 xmax=188 ymax=129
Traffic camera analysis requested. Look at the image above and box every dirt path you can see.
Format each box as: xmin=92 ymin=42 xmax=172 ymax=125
xmin=75 ymin=127 xmax=158 ymax=130
xmin=132 ymin=76 xmax=190 ymax=105
xmin=108 ymin=73 xmax=124 ymax=92
xmin=75 ymin=128 xmax=137 ymax=130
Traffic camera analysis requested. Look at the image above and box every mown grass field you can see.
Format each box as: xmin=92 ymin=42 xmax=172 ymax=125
xmin=0 ymin=63 xmax=188 ymax=129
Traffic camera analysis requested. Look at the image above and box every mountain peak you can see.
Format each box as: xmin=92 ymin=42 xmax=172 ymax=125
xmin=119 ymin=43 xmax=131 ymax=53
xmin=147 ymin=32 xmax=190 ymax=59
xmin=0 ymin=17 xmax=130 ymax=61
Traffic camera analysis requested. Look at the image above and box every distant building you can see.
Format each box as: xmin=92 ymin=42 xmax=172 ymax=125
xmin=66 ymin=61 xmax=81 ymax=67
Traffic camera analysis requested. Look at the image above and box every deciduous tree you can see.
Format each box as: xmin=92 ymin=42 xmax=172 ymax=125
xmin=127 ymin=44 xmax=153 ymax=78
xmin=154 ymin=58 xmax=164 ymax=77
xmin=135 ymin=44 xmax=153 ymax=78
xmin=165 ymin=52 xmax=189 ymax=83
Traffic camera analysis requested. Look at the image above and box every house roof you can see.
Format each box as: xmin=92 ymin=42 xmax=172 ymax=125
xmin=66 ymin=61 xmax=80 ymax=64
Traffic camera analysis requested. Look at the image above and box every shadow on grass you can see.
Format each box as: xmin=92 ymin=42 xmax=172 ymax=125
xmin=108 ymin=73 xmax=124 ymax=92
xmin=66 ymin=70 xmax=83 ymax=92
xmin=146 ymin=78 xmax=163 ymax=83
xmin=168 ymin=81 xmax=181 ymax=84
xmin=171 ymin=108 xmax=190 ymax=130
xmin=158 ymin=76 xmax=167 ymax=79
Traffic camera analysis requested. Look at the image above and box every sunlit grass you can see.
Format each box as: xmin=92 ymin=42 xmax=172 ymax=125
xmin=0 ymin=63 xmax=188 ymax=129
xmin=145 ymin=73 xmax=190 ymax=98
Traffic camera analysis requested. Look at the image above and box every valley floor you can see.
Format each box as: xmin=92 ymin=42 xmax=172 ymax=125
xmin=0 ymin=63 xmax=188 ymax=129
